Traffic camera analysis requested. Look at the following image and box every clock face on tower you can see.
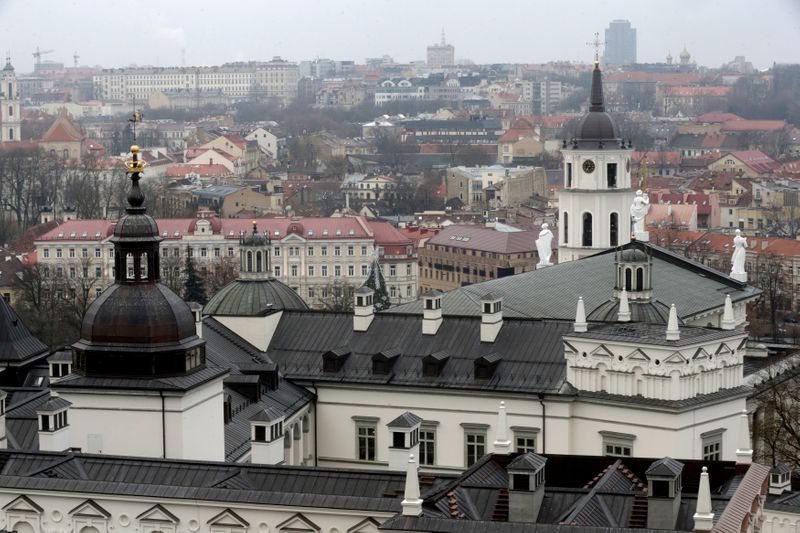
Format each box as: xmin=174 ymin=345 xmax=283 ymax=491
xmin=582 ymin=160 xmax=595 ymax=173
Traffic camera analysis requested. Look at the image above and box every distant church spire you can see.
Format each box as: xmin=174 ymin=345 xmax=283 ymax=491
xmin=587 ymin=32 xmax=606 ymax=112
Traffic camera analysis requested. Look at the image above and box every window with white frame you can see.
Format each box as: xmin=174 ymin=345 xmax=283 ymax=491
xmin=419 ymin=424 xmax=437 ymax=466
xmin=462 ymin=424 xmax=488 ymax=466
xmin=600 ymin=431 xmax=635 ymax=457
xmin=361 ymin=264 xmax=368 ymax=276
xmin=321 ymin=265 xmax=328 ymax=277
xmin=43 ymin=248 xmax=50 ymax=258
xmin=701 ymin=429 xmax=725 ymax=461
xmin=334 ymin=265 xmax=341 ymax=276
xmin=361 ymin=245 xmax=368 ymax=255
xmin=513 ymin=427 xmax=539 ymax=453
xmin=353 ymin=417 xmax=378 ymax=461
xmin=307 ymin=246 xmax=315 ymax=256
xmin=308 ymin=265 xmax=315 ymax=277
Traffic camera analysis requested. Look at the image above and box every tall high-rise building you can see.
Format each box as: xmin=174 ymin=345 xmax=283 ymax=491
xmin=426 ymin=29 xmax=455 ymax=69
xmin=603 ymin=19 xmax=637 ymax=65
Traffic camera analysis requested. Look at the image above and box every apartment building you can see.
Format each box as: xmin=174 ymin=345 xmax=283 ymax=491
xmin=34 ymin=216 xmax=415 ymax=308
xmin=92 ymin=59 xmax=299 ymax=104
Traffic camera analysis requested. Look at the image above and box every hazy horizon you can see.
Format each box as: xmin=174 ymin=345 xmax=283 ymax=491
xmin=1 ymin=0 xmax=799 ymax=72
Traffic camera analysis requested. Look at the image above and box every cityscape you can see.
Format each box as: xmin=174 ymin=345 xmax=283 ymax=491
xmin=0 ymin=2 xmax=799 ymax=532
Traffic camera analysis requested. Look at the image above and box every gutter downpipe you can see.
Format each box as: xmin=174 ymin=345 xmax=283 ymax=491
xmin=538 ymin=393 xmax=546 ymax=454
xmin=312 ymin=382 xmax=319 ymax=467
xmin=160 ymin=391 xmax=167 ymax=458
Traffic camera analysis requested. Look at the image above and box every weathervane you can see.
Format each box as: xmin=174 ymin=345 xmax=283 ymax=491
xmin=129 ymin=98 xmax=143 ymax=142
xmin=587 ymin=32 xmax=605 ymax=64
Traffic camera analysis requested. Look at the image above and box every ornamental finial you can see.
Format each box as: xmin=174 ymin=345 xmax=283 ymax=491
xmin=587 ymin=32 xmax=605 ymax=65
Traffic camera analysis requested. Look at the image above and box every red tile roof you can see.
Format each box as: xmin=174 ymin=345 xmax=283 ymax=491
xmin=632 ymin=151 xmax=681 ymax=166
xmin=367 ymin=220 xmax=412 ymax=245
xmin=605 ymin=72 xmax=703 ymax=85
xmin=718 ymin=150 xmax=780 ymax=174
xmin=721 ymin=119 xmax=785 ymax=132
xmin=165 ymin=164 xmax=233 ymax=178
xmin=427 ymin=224 xmax=537 ymax=254
xmin=666 ymin=86 xmax=731 ymax=97
xmin=695 ymin=112 xmax=743 ymax=123
xmin=41 ymin=115 xmax=83 ymax=143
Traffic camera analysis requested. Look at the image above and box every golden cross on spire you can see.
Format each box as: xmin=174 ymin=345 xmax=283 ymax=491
xmin=129 ymin=98 xmax=143 ymax=142
xmin=587 ymin=32 xmax=605 ymax=64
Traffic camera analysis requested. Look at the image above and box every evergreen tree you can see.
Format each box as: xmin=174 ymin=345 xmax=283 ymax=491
xmin=363 ymin=254 xmax=391 ymax=311
xmin=183 ymin=255 xmax=207 ymax=305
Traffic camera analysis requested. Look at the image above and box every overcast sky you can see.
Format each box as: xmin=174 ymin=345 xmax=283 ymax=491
xmin=1 ymin=0 xmax=798 ymax=72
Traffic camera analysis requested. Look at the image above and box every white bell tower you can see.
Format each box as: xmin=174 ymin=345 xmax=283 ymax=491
xmin=558 ymin=50 xmax=635 ymax=262
xmin=1 ymin=56 xmax=20 ymax=143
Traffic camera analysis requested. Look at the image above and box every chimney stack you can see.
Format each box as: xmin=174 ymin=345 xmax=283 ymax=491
xmin=480 ymin=293 xmax=503 ymax=343
xmin=353 ymin=286 xmax=375 ymax=332
xmin=387 ymin=412 xmax=422 ymax=471
xmin=422 ymin=290 xmax=443 ymax=335
xmin=189 ymin=301 xmax=203 ymax=338
xmin=507 ymin=453 xmax=547 ymax=523
xmin=401 ymin=454 xmax=423 ymax=516
xmin=666 ymin=304 xmax=680 ymax=341
xmin=618 ymin=288 xmax=631 ymax=322
xmin=36 ymin=396 xmax=72 ymax=452
xmin=693 ymin=467 xmax=714 ymax=532
xmin=249 ymin=408 xmax=285 ymax=465
xmin=768 ymin=465 xmax=792 ymax=495
xmin=646 ymin=457 xmax=684 ymax=530
xmin=574 ymin=297 xmax=587 ymax=333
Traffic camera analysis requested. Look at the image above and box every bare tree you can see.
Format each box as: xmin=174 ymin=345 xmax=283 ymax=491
xmin=752 ymin=366 xmax=800 ymax=470
xmin=203 ymin=256 xmax=239 ymax=297
xmin=317 ymin=279 xmax=355 ymax=312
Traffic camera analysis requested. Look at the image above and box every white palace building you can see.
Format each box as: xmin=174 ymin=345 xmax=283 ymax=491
xmin=0 ymin=59 xmax=798 ymax=533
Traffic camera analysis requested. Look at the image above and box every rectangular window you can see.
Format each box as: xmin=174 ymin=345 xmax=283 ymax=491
xmin=274 ymin=246 xmax=281 ymax=257
xmin=357 ymin=423 xmax=377 ymax=461
xmin=701 ymin=430 xmax=724 ymax=461
xmin=214 ymin=248 xmax=220 ymax=257
xmin=514 ymin=430 xmax=538 ymax=453
xmin=361 ymin=264 xmax=368 ymax=276
xmin=308 ymin=265 xmax=315 ymax=277
xmin=348 ymin=245 xmax=354 ymax=256
xmin=227 ymin=247 xmax=234 ymax=257
xmin=419 ymin=428 xmax=436 ymax=465
xmin=56 ymin=248 xmax=62 ymax=258
xmin=95 ymin=266 xmax=102 ymax=278
xmin=348 ymin=264 xmax=355 ymax=276
xmin=607 ymin=163 xmax=617 ymax=188
xmin=201 ymin=247 xmax=208 ymax=257
xmin=308 ymin=287 xmax=315 ymax=299
xmin=321 ymin=265 xmax=328 ymax=277
xmin=43 ymin=248 xmax=50 ymax=258
xmin=321 ymin=246 xmax=328 ymax=256
xmin=69 ymin=248 xmax=75 ymax=258
xmin=361 ymin=245 xmax=368 ymax=255
xmin=465 ymin=430 xmax=486 ymax=467
xmin=334 ymin=265 xmax=341 ymax=276
xmin=291 ymin=265 xmax=298 ymax=277
xmin=308 ymin=246 xmax=315 ymax=256
xmin=407 ymin=264 xmax=412 ymax=275
xmin=274 ymin=266 xmax=281 ymax=277
xmin=601 ymin=431 xmax=635 ymax=457
xmin=334 ymin=246 xmax=341 ymax=256
xmin=389 ymin=265 xmax=396 ymax=276
xmin=254 ymin=425 xmax=267 ymax=442
xmin=81 ymin=248 xmax=88 ymax=258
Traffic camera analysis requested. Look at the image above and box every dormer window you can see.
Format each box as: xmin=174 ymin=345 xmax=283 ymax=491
xmin=323 ymin=346 xmax=351 ymax=373
xmin=372 ymin=348 xmax=400 ymax=375
xmin=423 ymin=351 xmax=449 ymax=377
xmin=475 ymin=353 xmax=502 ymax=380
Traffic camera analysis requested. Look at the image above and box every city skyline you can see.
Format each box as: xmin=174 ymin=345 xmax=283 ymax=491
xmin=0 ymin=0 xmax=798 ymax=72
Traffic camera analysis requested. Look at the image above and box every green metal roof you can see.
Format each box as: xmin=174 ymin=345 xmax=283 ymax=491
xmin=203 ymin=278 xmax=308 ymax=317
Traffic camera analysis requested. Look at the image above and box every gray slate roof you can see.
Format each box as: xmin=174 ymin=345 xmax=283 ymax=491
xmin=565 ymin=322 xmax=744 ymax=348
xmin=508 ymin=452 xmax=547 ymax=471
xmin=387 ymin=412 xmax=422 ymax=428
xmin=0 ymin=450 xmax=453 ymax=513
xmin=390 ymin=242 xmax=760 ymax=322
xmin=646 ymin=457 xmax=684 ymax=477
xmin=268 ymin=312 xmax=573 ymax=394
xmin=0 ymin=298 xmax=49 ymax=365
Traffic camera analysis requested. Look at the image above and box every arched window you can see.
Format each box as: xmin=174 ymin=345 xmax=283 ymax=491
xmin=566 ymin=162 xmax=572 ymax=188
xmin=563 ymin=212 xmax=569 ymax=244
xmin=7 ymin=83 xmax=11 ymax=98
xmin=625 ymin=268 xmax=632 ymax=291
xmin=8 ymin=105 xmax=12 ymax=117
xmin=256 ymin=251 xmax=262 ymax=272
xmin=610 ymin=213 xmax=619 ymax=246
xmin=246 ymin=251 xmax=253 ymax=272
xmin=8 ymin=128 xmax=13 ymax=140
xmin=636 ymin=267 xmax=644 ymax=291
xmin=582 ymin=213 xmax=593 ymax=247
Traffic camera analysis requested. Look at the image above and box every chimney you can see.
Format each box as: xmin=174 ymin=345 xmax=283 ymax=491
xmin=507 ymin=453 xmax=547 ymax=523
xmin=353 ymin=286 xmax=375 ymax=332
xmin=422 ymin=290 xmax=443 ymax=335
xmin=401 ymin=454 xmax=423 ymax=516
xmin=574 ymin=297 xmax=587 ymax=333
xmin=0 ymin=391 xmax=6 ymax=449
xmin=768 ymin=465 xmax=792 ymax=495
xmin=666 ymin=304 xmax=680 ymax=341
xmin=735 ymin=410 xmax=753 ymax=464
xmin=646 ymin=457 xmax=684 ymax=530
xmin=480 ymin=293 xmax=503 ymax=342
xmin=618 ymin=288 xmax=631 ymax=322
xmin=721 ymin=295 xmax=735 ymax=330
xmin=693 ymin=467 xmax=714 ymax=532
xmin=36 ymin=396 xmax=72 ymax=452
xmin=387 ymin=412 xmax=422 ymax=471
xmin=249 ymin=408 xmax=285 ymax=465
xmin=493 ymin=401 xmax=511 ymax=454
xmin=189 ymin=301 xmax=203 ymax=338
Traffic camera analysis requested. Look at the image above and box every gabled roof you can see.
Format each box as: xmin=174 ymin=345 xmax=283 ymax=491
xmin=507 ymin=452 xmax=546 ymax=471
xmin=0 ymin=297 xmax=49 ymax=365
xmin=645 ymin=457 xmax=684 ymax=477
xmin=387 ymin=411 xmax=422 ymax=428
xmin=41 ymin=115 xmax=83 ymax=143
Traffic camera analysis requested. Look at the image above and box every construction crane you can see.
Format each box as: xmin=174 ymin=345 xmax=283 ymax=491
xmin=32 ymin=46 xmax=54 ymax=67
xmin=73 ymin=51 xmax=79 ymax=68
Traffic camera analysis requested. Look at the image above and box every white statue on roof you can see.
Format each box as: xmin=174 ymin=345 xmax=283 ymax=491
xmin=730 ymin=229 xmax=747 ymax=282
xmin=630 ymin=190 xmax=650 ymax=241
xmin=536 ymin=223 xmax=553 ymax=268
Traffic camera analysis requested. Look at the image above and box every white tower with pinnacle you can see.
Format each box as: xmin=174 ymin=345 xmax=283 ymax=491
xmin=1 ymin=56 xmax=20 ymax=143
xmin=558 ymin=45 xmax=635 ymax=262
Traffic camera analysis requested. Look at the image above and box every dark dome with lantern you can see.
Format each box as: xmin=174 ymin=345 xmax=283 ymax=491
xmin=72 ymin=145 xmax=205 ymax=378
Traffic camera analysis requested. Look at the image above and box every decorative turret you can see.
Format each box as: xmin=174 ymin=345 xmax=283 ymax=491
xmin=666 ymin=304 xmax=680 ymax=341
xmin=73 ymin=146 xmax=206 ymax=378
xmin=693 ymin=467 xmax=713 ymax=532
xmin=238 ymin=220 xmax=272 ymax=280
xmin=574 ymin=297 xmax=587 ymax=333
xmin=1 ymin=54 xmax=20 ymax=143
xmin=493 ymin=401 xmax=511 ymax=454
xmin=721 ymin=295 xmax=736 ymax=330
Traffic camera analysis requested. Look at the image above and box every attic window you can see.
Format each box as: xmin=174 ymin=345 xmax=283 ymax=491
xmin=373 ymin=348 xmax=400 ymax=375
xmin=95 ymin=232 xmax=101 ymax=237
xmin=81 ymin=232 xmax=87 ymax=237
xmin=323 ymin=346 xmax=351 ymax=373
xmin=423 ymin=351 xmax=449 ymax=377
xmin=475 ymin=353 xmax=502 ymax=380
xmin=349 ymin=229 xmax=355 ymax=235
xmin=70 ymin=232 xmax=76 ymax=237
xmin=274 ymin=230 xmax=280 ymax=236
xmin=174 ymin=231 xmax=180 ymax=236
xmin=336 ymin=229 xmax=342 ymax=236
xmin=307 ymin=230 xmax=313 ymax=236
xmin=323 ymin=229 xmax=329 ymax=236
